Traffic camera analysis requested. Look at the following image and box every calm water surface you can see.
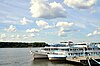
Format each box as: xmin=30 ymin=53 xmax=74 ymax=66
xmin=0 ymin=48 xmax=82 ymax=66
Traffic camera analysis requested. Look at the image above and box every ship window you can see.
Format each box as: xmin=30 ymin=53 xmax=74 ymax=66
xmin=44 ymin=48 xmax=49 ymax=50
xmin=88 ymin=48 xmax=92 ymax=50
xmin=66 ymin=49 xmax=69 ymax=51
xmin=70 ymin=49 xmax=72 ymax=51
xmin=80 ymin=49 xmax=83 ymax=51
xmin=61 ymin=49 xmax=65 ymax=51
xmin=68 ymin=53 xmax=70 ymax=55
xmin=73 ymin=49 xmax=76 ymax=51
xmin=51 ymin=48 xmax=58 ymax=50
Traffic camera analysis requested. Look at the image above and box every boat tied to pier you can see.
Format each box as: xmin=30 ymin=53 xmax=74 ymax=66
xmin=30 ymin=41 xmax=100 ymax=65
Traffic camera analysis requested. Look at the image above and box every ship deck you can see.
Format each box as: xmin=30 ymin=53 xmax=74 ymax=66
xmin=66 ymin=56 xmax=100 ymax=62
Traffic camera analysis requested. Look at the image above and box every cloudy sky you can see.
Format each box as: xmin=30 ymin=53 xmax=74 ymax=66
xmin=0 ymin=0 xmax=100 ymax=43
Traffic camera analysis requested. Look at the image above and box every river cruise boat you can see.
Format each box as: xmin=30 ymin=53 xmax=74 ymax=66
xmin=30 ymin=43 xmax=67 ymax=59
xmin=47 ymin=43 xmax=100 ymax=65
xmin=30 ymin=41 xmax=85 ymax=59
xmin=30 ymin=41 xmax=100 ymax=65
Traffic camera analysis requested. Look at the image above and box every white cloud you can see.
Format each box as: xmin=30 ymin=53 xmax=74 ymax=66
xmin=0 ymin=33 xmax=36 ymax=42
xmin=30 ymin=0 xmax=66 ymax=19
xmin=30 ymin=33 xmax=35 ymax=37
xmin=23 ymin=34 xmax=35 ymax=39
xmin=87 ymin=30 xmax=100 ymax=37
xmin=0 ymin=34 xmax=6 ymax=39
xmin=36 ymin=20 xmax=54 ymax=29
xmin=58 ymin=27 xmax=79 ymax=37
xmin=56 ymin=22 xmax=74 ymax=37
xmin=56 ymin=22 xmax=73 ymax=27
xmin=44 ymin=25 xmax=54 ymax=29
xmin=58 ymin=31 xmax=67 ymax=37
xmin=0 ymin=34 xmax=6 ymax=41
xmin=10 ymin=34 xmax=35 ymax=40
xmin=11 ymin=35 xmax=15 ymax=38
xmin=87 ymin=33 xmax=92 ymax=36
xmin=4 ymin=25 xmax=16 ymax=32
xmin=97 ymin=32 xmax=100 ymax=35
xmin=16 ymin=35 xmax=20 ymax=38
xmin=36 ymin=20 xmax=48 ymax=27
xmin=93 ymin=30 xmax=97 ymax=35
xmin=26 ymin=28 xmax=40 ymax=33
xmin=58 ymin=27 xmax=68 ymax=37
xmin=20 ymin=17 xmax=30 ymax=25
xmin=23 ymin=35 xmax=28 ymax=39
xmin=10 ymin=34 xmax=21 ymax=39
xmin=64 ymin=0 xmax=96 ymax=9
xmin=97 ymin=27 xmax=100 ymax=30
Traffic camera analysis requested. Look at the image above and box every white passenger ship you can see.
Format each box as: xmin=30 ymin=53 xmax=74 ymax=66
xmin=49 ymin=44 xmax=100 ymax=57
xmin=30 ymin=43 xmax=66 ymax=59
xmin=30 ymin=41 xmax=100 ymax=65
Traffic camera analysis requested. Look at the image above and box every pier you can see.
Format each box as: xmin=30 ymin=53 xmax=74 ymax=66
xmin=66 ymin=56 xmax=100 ymax=66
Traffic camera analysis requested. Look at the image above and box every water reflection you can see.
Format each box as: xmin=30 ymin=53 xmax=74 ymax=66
xmin=30 ymin=59 xmax=79 ymax=66
xmin=0 ymin=48 xmax=82 ymax=66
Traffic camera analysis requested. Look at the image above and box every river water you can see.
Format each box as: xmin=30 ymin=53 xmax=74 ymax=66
xmin=0 ymin=48 xmax=82 ymax=66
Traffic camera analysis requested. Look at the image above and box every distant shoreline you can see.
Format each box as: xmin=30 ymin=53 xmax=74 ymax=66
xmin=0 ymin=42 xmax=100 ymax=48
xmin=0 ymin=42 xmax=48 ymax=48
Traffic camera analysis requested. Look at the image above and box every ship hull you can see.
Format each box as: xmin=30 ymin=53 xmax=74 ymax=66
xmin=48 ymin=54 xmax=66 ymax=61
xmin=33 ymin=52 xmax=48 ymax=59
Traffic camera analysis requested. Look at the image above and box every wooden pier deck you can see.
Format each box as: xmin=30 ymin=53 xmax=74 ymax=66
xmin=66 ymin=56 xmax=100 ymax=63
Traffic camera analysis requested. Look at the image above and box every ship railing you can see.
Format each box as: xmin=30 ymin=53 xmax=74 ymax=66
xmin=85 ymin=50 xmax=100 ymax=52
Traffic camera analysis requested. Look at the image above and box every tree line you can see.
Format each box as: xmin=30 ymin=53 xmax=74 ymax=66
xmin=0 ymin=42 xmax=48 ymax=48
